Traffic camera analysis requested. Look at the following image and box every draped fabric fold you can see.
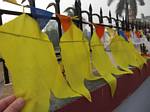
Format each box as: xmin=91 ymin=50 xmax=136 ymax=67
xmin=0 ymin=14 xmax=80 ymax=112
xmin=120 ymin=31 xmax=146 ymax=68
xmin=107 ymin=29 xmax=132 ymax=73
xmin=110 ymin=31 xmax=146 ymax=71
xmin=110 ymin=35 xmax=134 ymax=72
xmin=59 ymin=15 xmax=100 ymax=101
xmin=91 ymin=32 xmax=130 ymax=96
xmin=128 ymin=41 xmax=147 ymax=68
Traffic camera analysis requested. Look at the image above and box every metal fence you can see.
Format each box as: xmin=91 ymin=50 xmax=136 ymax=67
xmin=0 ymin=0 xmax=150 ymax=84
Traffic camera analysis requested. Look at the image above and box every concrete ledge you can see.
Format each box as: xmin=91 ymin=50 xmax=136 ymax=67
xmin=55 ymin=62 xmax=150 ymax=112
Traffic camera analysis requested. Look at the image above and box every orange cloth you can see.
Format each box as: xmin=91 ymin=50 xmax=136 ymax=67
xmin=125 ymin=31 xmax=131 ymax=40
xmin=95 ymin=25 xmax=105 ymax=39
xmin=135 ymin=31 xmax=142 ymax=38
xmin=57 ymin=14 xmax=72 ymax=32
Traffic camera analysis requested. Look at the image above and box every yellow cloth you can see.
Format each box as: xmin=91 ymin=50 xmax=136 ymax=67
xmin=110 ymin=35 xmax=133 ymax=72
xmin=60 ymin=23 xmax=100 ymax=102
xmin=110 ymin=34 xmax=145 ymax=72
xmin=0 ymin=14 xmax=80 ymax=112
xmin=128 ymin=41 xmax=146 ymax=68
xmin=121 ymin=30 xmax=146 ymax=68
xmin=91 ymin=32 xmax=130 ymax=96
xmin=124 ymin=32 xmax=146 ymax=68
xmin=3 ymin=0 xmax=18 ymax=4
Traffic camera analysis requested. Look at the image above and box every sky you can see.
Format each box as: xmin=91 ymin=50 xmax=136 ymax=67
xmin=0 ymin=0 xmax=149 ymax=23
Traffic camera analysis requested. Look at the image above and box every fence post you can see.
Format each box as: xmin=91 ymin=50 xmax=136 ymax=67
xmin=55 ymin=0 xmax=60 ymax=14
xmin=135 ymin=21 xmax=138 ymax=31
xmin=121 ymin=17 xmax=125 ymax=30
xmin=100 ymin=8 xmax=103 ymax=23
xmin=125 ymin=0 xmax=129 ymax=23
xmin=125 ymin=19 xmax=129 ymax=31
xmin=74 ymin=0 xmax=81 ymax=28
xmin=74 ymin=0 xmax=78 ymax=16
xmin=116 ymin=13 xmax=119 ymax=32
xmin=144 ymin=22 xmax=147 ymax=35
xmin=108 ymin=10 xmax=112 ymax=24
xmin=139 ymin=21 xmax=141 ymax=30
xmin=28 ymin=0 xmax=35 ymax=7
xmin=55 ymin=0 xmax=62 ymax=38
xmin=148 ymin=23 xmax=150 ymax=33
xmin=131 ymin=20 xmax=134 ymax=31
xmin=89 ymin=4 xmax=93 ymax=36
xmin=0 ymin=12 xmax=2 ymax=25
xmin=77 ymin=0 xmax=83 ymax=30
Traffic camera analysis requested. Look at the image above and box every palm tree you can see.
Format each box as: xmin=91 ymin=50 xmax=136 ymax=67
xmin=107 ymin=0 xmax=145 ymax=19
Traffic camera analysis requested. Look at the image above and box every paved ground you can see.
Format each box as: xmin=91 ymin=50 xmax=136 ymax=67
xmin=114 ymin=76 xmax=150 ymax=112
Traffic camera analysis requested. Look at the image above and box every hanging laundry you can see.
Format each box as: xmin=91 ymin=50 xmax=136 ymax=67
xmin=128 ymin=41 xmax=146 ymax=68
xmin=109 ymin=29 xmax=133 ymax=73
xmin=0 ymin=14 xmax=80 ymax=112
xmin=59 ymin=15 xmax=100 ymax=102
xmin=110 ymin=30 xmax=146 ymax=71
xmin=91 ymin=30 xmax=131 ymax=96
xmin=128 ymin=32 xmax=147 ymax=68
xmin=29 ymin=7 xmax=54 ymax=30
xmin=120 ymin=31 xmax=146 ymax=68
